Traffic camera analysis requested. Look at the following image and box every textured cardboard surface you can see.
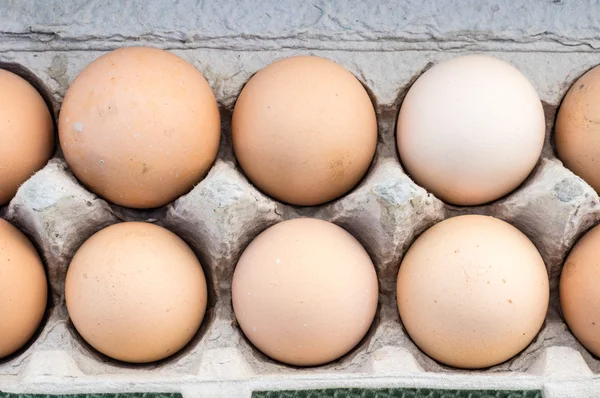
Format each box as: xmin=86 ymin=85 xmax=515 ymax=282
xmin=251 ymin=390 xmax=543 ymax=398
xmin=2 ymin=1 xmax=600 ymax=397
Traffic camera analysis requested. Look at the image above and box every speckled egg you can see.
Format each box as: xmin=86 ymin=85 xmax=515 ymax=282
xmin=397 ymin=215 xmax=549 ymax=369
xmin=232 ymin=56 xmax=377 ymax=206
xmin=59 ymin=47 xmax=220 ymax=208
xmin=556 ymin=65 xmax=600 ymax=194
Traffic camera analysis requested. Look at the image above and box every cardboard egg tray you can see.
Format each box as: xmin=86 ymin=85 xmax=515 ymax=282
xmin=3 ymin=2 xmax=600 ymax=397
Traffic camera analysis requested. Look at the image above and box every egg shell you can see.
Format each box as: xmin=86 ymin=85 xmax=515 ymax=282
xmin=560 ymin=224 xmax=600 ymax=357
xmin=0 ymin=69 xmax=54 ymax=205
xmin=397 ymin=215 xmax=549 ymax=369
xmin=556 ymin=65 xmax=600 ymax=193
xmin=65 ymin=222 xmax=207 ymax=363
xmin=397 ymin=55 xmax=545 ymax=206
xmin=232 ymin=218 xmax=379 ymax=366
xmin=0 ymin=218 xmax=48 ymax=359
xmin=58 ymin=47 xmax=221 ymax=209
xmin=232 ymin=56 xmax=377 ymax=206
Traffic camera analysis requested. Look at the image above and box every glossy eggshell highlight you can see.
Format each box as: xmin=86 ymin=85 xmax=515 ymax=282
xmin=59 ymin=47 xmax=220 ymax=209
xmin=560 ymin=224 xmax=600 ymax=357
xmin=232 ymin=56 xmax=377 ymax=206
xmin=65 ymin=222 xmax=207 ymax=363
xmin=397 ymin=55 xmax=545 ymax=206
xmin=556 ymin=66 xmax=600 ymax=193
xmin=232 ymin=218 xmax=378 ymax=366
xmin=0 ymin=218 xmax=47 ymax=359
xmin=0 ymin=69 xmax=54 ymax=205
xmin=397 ymin=215 xmax=549 ymax=369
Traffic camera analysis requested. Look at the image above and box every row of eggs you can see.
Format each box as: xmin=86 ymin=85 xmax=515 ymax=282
xmin=3 ymin=47 xmax=600 ymax=370
xmin=2 ymin=213 xmax=600 ymax=370
xmin=3 ymin=47 xmax=600 ymax=209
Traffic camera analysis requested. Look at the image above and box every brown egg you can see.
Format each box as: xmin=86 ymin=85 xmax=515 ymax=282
xmin=232 ymin=218 xmax=378 ymax=366
xmin=0 ymin=218 xmax=47 ymax=358
xmin=397 ymin=215 xmax=549 ymax=369
xmin=560 ymin=224 xmax=600 ymax=357
xmin=556 ymin=65 xmax=600 ymax=193
xmin=65 ymin=222 xmax=207 ymax=363
xmin=59 ymin=47 xmax=221 ymax=208
xmin=232 ymin=56 xmax=377 ymax=206
xmin=0 ymin=69 xmax=54 ymax=205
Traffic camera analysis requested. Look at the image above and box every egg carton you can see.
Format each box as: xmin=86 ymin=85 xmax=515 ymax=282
xmin=2 ymin=1 xmax=600 ymax=397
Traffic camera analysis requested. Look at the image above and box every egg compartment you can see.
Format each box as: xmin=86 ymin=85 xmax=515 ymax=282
xmin=2 ymin=45 xmax=600 ymax=397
